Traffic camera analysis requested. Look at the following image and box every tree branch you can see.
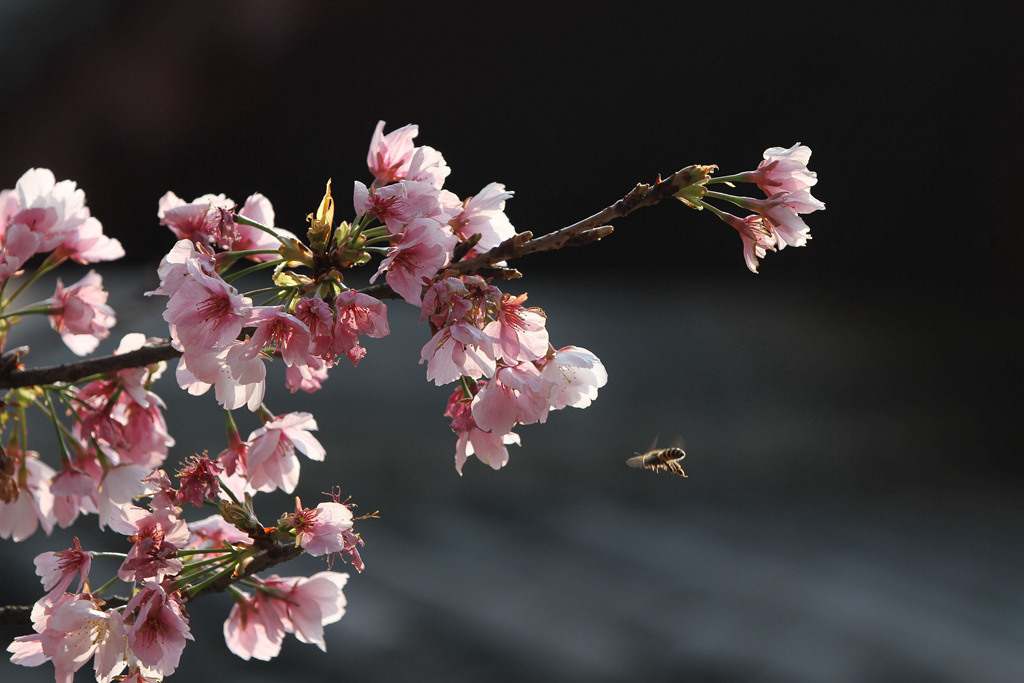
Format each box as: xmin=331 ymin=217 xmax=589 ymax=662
xmin=0 ymin=167 xmax=701 ymax=386
xmin=0 ymin=342 xmax=182 ymax=390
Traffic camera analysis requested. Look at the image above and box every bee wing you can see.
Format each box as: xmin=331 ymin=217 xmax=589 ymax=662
xmin=625 ymin=453 xmax=648 ymax=468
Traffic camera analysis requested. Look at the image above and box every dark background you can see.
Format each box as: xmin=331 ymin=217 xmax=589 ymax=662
xmin=0 ymin=2 xmax=1020 ymax=682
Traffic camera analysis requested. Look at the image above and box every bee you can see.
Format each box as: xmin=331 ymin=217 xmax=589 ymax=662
xmin=626 ymin=441 xmax=687 ymax=478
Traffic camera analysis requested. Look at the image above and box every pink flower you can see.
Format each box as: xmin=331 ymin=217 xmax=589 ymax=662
xmin=471 ymin=362 xmax=554 ymax=435
xmin=406 ymin=145 xmax=451 ymax=188
xmin=186 ymin=514 xmax=253 ymax=558
xmin=164 ymin=260 xmax=252 ymax=352
xmin=445 ymin=385 xmax=521 ymax=473
xmin=749 ymin=143 xmax=819 ymax=197
xmin=483 ymin=292 xmax=549 ymax=363
xmin=370 ymin=217 xmax=454 ymax=305
xmin=246 ymin=306 xmax=313 ymax=368
xmin=6 ymin=168 xmax=90 ymax=253
xmin=175 ymin=338 xmax=268 ymax=412
xmin=0 ymin=222 xmax=42 ymax=281
xmin=124 ymin=581 xmax=192 ymax=676
xmin=157 ymin=191 xmax=235 ymax=247
xmin=335 ymin=289 xmax=390 ymax=340
xmin=718 ymin=211 xmax=777 ymax=273
xmin=0 ymin=449 xmax=56 ymax=541
xmin=223 ymin=587 xmax=287 ymax=661
xmin=55 ymin=215 xmax=125 ymax=264
xmin=48 ymin=270 xmax=116 ymax=356
xmin=33 ymin=537 xmax=93 ymax=598
xmin=146 ymin=238 xmax=217 ymax=298
xmin=7 ymin=592 xmax=126 ymax=682
xmin=537 ymin=345 xmax=608 ymax=410
xmin=448 ymin=182 xmax=516 ymax=252
xmin=245 ymin=412 xmax=325 ymax=493
xmin=353 ymin=179 xmax=443 ymax=233
xmin=233 ymin=192 xmax=293 ymax=260
xmin=367 ymin=120 xmax=419 ymax=185
xmin=117 ymin=508 xmax=190 ymax=583
xmin=285 ymin=498 xmax=354 ymax=557
xmin=421 ymin=321 xmax=497 ymax=386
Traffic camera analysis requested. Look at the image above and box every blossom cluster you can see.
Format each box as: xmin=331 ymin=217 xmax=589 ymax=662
xmin=0 ymin=124 xmax=823 ymax=681
xmin=693 ymin=143 xmax=825 ymax=273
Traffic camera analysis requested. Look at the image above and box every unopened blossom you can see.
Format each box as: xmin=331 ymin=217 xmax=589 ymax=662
xmin=421 ymin=321 xmax=497 ymax=386
xmin=0 ymin=449 xmax=56 ymax=541
xmin=446 ymin=384 xmax=521 ymax=473
xmin=537 ymin=345 xmax=608 ymax=411
xmin=244 ymin=412 xmax=325 ymax=494
xmin=367 ymin=120 xmax=419 ymax=185
xmin=124 ymin=581 xmax=193 ymax=677
xmin=448 ymin=182 xmax=517 ymax=252
xmin=370 ymin=217 xmax=455 ymax=305
xmin=471 ymin=362 xmax=554 ymax=435
xmin=483 ymin=292 xmax=549 ymax=363
xmin=34 ymin=537 xmax=93 ymax=598
xmin=285 ymin=498 xmax=354 ymax=557
xmin=158 ymin=191 xmax=236 ymax=247
xmin=48 ymin=270 xmax=116 ymax=356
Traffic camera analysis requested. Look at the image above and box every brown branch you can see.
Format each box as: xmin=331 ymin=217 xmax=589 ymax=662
xmin=0 ymin=167 xmax=704 ymax=386
xmin=0 ymin=341 xmax=182 ymax=390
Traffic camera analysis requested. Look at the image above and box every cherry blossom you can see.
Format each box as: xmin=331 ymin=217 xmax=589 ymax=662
xmin=748 ymin=143 xmax=819 ymax=197
xmin=124 ymin=581 xmax=193 ymax=677
xmin=537 ymin=345 xmax=608 ymax=411
xmin=7 ymin=592 xmax=126 ymax=682
xmin=158 ymin=191 xmax=235 ymax=247
xmin=471 ymin=362 xmax=554 ymax=435
xmin=370 ymin=216 xmax=455 ymax=305
xmin=421 ymin=321 xmax=497 ymax=386
xmin=284 ymin=498 xmax=354 ymax=557
xmin=0 ymin=449 xmax=56 ymax=542
xmin=33 ymin=537 xmax=93 ymax=598
xmin=445 ymin=384 xmax=521 ymax=473
xmin=48 ymin=270 xmax=117 ymax=356
xmin=164 ymin=260 xmax=252 ymax=352
xmin=448 ymin=182 xmax=516 ymax=252
xmin=367 ymin=121 xmax=419 ymax=185
xmin=222 ymin=587 xmax=287 ymax=661
xmin=244 ymin=412 xmax=325 ymax=494
xmin=483 ymin=292 xmax=549 ymax=363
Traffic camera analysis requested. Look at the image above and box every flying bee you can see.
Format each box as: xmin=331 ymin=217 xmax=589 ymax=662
xmin=626 ymin=441 xmax=687 ymax=478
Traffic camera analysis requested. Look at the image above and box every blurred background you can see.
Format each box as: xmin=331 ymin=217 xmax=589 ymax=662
xmin=0 ymin=2 xmax=1020 ymax=681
